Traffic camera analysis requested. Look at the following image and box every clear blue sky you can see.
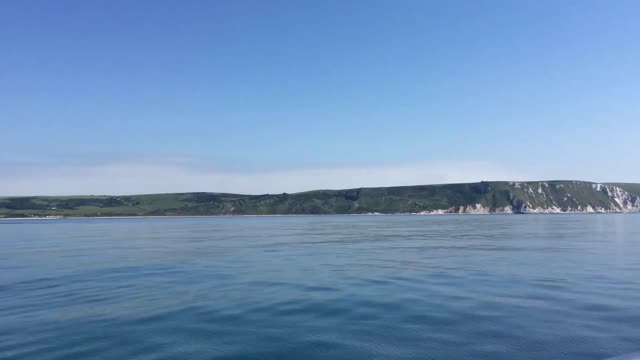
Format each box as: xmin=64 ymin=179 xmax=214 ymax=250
xmin=1 ymin=1 xmax=639 ymax=194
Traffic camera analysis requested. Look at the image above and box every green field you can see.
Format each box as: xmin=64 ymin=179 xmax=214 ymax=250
xmin=1 ymin=181 xmax=639 ymax=218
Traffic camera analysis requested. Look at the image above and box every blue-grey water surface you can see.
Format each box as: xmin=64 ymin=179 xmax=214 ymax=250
xmin=1 ymin=215 xmax=640 ymax=359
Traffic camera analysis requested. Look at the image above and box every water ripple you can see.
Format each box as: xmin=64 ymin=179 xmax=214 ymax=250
xmin=1 ymin=215 xmax=640 ymax=359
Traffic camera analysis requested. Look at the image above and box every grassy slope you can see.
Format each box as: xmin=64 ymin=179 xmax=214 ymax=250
xmin=1 ymin=181 xmax=638 ymax=217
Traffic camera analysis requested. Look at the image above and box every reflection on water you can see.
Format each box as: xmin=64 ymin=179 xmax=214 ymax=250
xmin=1 ymin=215 xmax=640 ymax=359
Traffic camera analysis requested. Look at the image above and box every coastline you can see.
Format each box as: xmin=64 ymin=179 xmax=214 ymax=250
xmin=2 ymin=181 xmax=639 ymax=219
xmin=1 ymin=211 xmax=638 ymax=221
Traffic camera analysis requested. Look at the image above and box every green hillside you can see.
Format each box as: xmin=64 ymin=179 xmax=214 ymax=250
xmin=1 ymin=181 xmax=639 ymax=218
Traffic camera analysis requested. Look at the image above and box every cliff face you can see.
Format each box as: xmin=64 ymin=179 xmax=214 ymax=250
xmin=418 ymin=182 xmax=639 ymax=214
xmin=416 ymin=182 xmax=640 ymax=214
xmin=507 ymin=182 xmax=640 ymax=214
xmin=2 ymin=181 xmax=640 ymax=217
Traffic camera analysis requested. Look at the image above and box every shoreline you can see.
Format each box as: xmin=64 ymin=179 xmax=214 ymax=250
xmin=1 ymin=211 xmax=638 ymax=221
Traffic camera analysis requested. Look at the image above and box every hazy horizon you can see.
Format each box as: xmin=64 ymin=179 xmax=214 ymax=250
xmin=0 ymin=157 xmax=634 ymax=197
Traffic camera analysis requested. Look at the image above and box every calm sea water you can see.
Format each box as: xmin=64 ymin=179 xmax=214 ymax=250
xmin=1 ymin=215 xmax=640 ymax=360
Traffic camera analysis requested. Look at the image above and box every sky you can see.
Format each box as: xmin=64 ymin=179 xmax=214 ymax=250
xmin=1 ymin=0 xmax=639 ymax=195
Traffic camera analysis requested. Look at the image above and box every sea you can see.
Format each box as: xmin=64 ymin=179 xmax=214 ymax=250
xmin=1 ymin=214 xmax=639 ymax=359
